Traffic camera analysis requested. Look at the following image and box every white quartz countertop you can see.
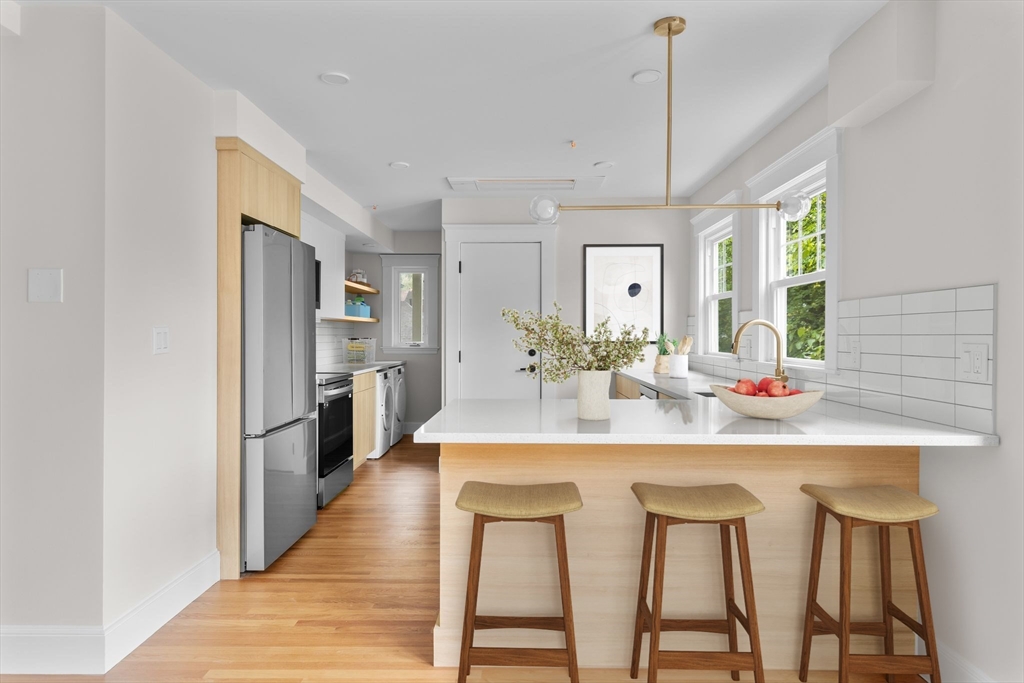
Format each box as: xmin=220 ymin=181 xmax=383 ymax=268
xmin=415 ymin=375 xmax=999 ymax=447
xmin=317 ymin=361 xmax=403 ymax=376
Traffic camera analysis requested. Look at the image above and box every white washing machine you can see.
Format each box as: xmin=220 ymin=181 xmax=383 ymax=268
xmin=369 ymin=368 xmax=393 ymax=460
xmin=390 ymin=363 xmax=406 ymax=446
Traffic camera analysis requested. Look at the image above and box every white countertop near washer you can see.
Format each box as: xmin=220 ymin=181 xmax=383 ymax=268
xmin=317 ymin=361 xmax=403 ymax=376
xmin=415 ymin=394 xmax=999 ymax=447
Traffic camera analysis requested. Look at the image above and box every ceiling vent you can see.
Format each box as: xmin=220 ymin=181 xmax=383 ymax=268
xmin=446 ymin=177 xmax=606 ymax=192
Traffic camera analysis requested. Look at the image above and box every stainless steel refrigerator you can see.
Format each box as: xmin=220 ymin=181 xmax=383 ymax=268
xmin=242 ymin=224 xmax=317 ymax=572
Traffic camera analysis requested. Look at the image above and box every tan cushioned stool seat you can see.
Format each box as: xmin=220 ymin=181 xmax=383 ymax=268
xmin=800 ymin=484 xmax=938 ymax=523
xmin=631 ymin=482 xmax=764 ymax=521
xmin=456 ymin=481 xmax=583 ymax=520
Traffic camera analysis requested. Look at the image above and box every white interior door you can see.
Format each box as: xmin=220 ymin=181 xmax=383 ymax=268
xmin=459 ymin=242 xmax=541 ymax=399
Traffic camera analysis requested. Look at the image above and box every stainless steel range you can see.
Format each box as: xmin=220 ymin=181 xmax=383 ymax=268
xmin=316 ymin=371 xmax=354 ymax=508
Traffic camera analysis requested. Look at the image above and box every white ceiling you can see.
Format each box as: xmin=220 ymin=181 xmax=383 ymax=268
xmin=103 ymin=1 xmax=885 ymax=231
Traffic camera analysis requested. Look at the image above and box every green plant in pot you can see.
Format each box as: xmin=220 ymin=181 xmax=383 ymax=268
xmin=501 ymin=303 xmax=648 ymax=420
xmin=654 ymin=333 xmax=678 ymax=374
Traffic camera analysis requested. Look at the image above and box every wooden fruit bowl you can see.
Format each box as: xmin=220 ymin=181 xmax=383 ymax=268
xmin=709 ymin=384 xmax=824 ymax=420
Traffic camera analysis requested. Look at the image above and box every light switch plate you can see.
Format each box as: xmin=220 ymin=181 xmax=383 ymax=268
xmin=959 ymin=342 xmax=989 ymax=381
xmin=27 ymin=268 xmax=63 ymax=303
xmin=153 ymin=326 xmax=170 ymax=354
xmin=738 ymin=337 xmax=752 ymax=360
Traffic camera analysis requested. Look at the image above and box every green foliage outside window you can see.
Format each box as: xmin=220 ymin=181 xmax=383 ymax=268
xmin=784 ymin=193 xmax=826 ymax=361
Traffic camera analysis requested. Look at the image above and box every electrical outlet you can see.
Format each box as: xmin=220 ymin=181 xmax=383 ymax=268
xmin=849 ymin=339 xmax=861 ymax=370
xmin=739 ymin=337 xmax=752 ymax=360
xmin=958 ymin=342 xmax=989 ymax=382
xmin=27 ymin=268 xmax=63 ymax=303
xmin=153 ymin=326 xmax=170 ymax=355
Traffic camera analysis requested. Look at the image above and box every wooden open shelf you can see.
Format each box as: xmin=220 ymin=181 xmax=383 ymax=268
xmin=323 ymin=315 xmax=379 ymax=324
xmin=344 ymin=280 xmax=380 ymax=296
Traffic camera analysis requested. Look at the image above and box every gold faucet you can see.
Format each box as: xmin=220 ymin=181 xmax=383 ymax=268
xmin=731 ymin=319 xmax=788 ymax=384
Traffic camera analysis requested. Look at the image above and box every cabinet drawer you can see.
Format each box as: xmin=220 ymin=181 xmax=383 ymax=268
xmin=354 ymin=371 xmax=376 ymax=393
xmin=614 ymin=375 xmax=641 ymax=400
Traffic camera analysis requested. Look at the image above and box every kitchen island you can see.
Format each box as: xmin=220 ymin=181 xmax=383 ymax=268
xmin=415 ymin=385 xmax=996 ymax=674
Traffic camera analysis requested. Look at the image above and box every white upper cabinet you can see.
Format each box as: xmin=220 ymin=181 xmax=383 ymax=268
xmin=300 ymin=212 xmax=346 ymax=320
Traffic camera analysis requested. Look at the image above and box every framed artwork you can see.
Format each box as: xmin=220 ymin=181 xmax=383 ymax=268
xmin=583 ymin=244 xmax=663 ymax=342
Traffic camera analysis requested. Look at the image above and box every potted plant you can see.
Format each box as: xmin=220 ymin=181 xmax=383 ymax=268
xmin=501 ymin=303 xmax=648 ymax=420
xmin=654 ymin=333 xmax=677 ymax=374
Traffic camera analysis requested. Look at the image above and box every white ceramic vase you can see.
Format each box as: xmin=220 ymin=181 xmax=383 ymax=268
xmin=668 ymin=355 xmax=689 ymax=378
xmin=577 ymin=370 xmax=611 ymax=420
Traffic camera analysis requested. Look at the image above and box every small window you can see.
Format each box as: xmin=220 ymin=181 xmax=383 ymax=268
xmin=381 ymin=255 xmax=439 ymax=354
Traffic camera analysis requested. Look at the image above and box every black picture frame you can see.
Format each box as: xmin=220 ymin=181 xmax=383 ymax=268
xmin=582 ymin=244 xmax=664 ymax=343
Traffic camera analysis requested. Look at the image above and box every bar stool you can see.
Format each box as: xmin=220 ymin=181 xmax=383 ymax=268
xmin=798 ymin=484 xmax=941 ymax=683
xmin=455 ymin=480 xmax=583 ymax=683
xmin=629 ymin=482 xmax=766 ymax=683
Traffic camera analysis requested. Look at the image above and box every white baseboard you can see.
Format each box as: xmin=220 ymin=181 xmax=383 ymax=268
xmin=0 ymin=625 xmax=105 ymax=674
xmin=103 ymin=549 xmax=220 ymax=670
xmin=0 ymin=550 xmax=219 ymax=675
xmin=937 ymin=639 xmax=995 ymax=682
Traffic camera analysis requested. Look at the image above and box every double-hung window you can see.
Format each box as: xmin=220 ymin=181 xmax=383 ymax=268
xmin=695 ymin=214 xmax=737 ymax=355
xmin=767 ymin=174 xmax=827 ymax=363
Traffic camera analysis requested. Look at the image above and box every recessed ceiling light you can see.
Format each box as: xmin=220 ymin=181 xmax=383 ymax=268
xmin=593 ymin=161 xmax=615 ymax=169
xmin=632 ymin=69 xmax=662 ymax=85
xmin=389 ymin=161 xmax=410 ymax=169
xmin=320 ymin=72 xmax=350 ymax=85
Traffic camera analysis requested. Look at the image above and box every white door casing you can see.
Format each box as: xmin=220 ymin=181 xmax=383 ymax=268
xmin=459 ymin=242 xmax=541 ymax=399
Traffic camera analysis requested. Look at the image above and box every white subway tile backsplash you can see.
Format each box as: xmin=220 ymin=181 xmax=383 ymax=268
xmin=804 ymin=381 xmax=827 ymax=394
xmin=859 ymin=371 xmax=903 ymax=395
xmin=837 ymin=318 xmax=860 ymax=335
xmin=838 ymin=300 xmax=860 ymax=318
xmin=956 ymin=310 xmax=994 ymax=335
xmin=901 ymin=376 xmax=955 ymax=404
xmin=956 ymin=285 xmax=994 ymax=311
xmin=838 ymin=352 xmax=858 ymax=370
xmin=901 ymin=289 xmax=955 ymax=314
xmin=955 ymin=405 xmax=994 ymax=434
xmin=836 ymin=335 xmax=858 ymax=353
xmin=860 ymin=390 xmax=902 ymax=415
xmin=787 ymin=366 xmax=826 ymax=382
xmin=902 ymin=312 xmax=956 ymax=335
xmin=861 ymin=315 xmax=902 ymax=335
xmin=859 ymin=335 xmax=901 ymax=355
xmin=902 ymin=356 xmax=956 ymax=381
xmin=860 ymin=295 xmax=902 ymax=316
xmin=826 ymin=385 xmax=860 ymax=406
xmin=861 ymin=354 xmax=902 ymax=375
xmin=955 ymin=381 xmax=994 ymax=409
xmin=901 ymin=335 xmax=956 ymax=358
xmin=828 ymin=369 xmax=860 ymax=388
xmin=901 ymin=397 xmax=955 ymax=426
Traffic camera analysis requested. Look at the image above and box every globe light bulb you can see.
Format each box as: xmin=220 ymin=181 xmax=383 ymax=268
xmin=778 ymin=192 xmax=811 ymax=221
xmin=529 ymin=195 xmax=560 ymax=225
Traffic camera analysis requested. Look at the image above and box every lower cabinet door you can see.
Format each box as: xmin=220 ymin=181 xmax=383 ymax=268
xmin=353 ymin=386 xmax=376 ymax=468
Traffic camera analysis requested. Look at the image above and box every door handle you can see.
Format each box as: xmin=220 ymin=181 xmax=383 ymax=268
xmin=515 ymin=364 xmax=538 ymax=373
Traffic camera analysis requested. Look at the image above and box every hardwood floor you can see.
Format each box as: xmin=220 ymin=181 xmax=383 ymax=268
xmin=1 ymin=438 xmax=917 ymax=683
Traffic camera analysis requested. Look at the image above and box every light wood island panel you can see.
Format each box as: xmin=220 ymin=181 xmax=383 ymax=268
xmin=436 ymin=443 xmax=920 ymax=674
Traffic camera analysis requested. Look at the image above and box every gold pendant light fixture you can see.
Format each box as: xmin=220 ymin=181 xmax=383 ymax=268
xmin=528 ymin=16 xmax=811 ymax=225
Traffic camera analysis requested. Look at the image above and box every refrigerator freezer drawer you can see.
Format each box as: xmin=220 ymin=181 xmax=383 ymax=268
xmin=245 ymin=417 xmax=317 ymax=571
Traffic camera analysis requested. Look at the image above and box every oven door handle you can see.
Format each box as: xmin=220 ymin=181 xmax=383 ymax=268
xmin=323 ymin=386 xmax=353 ymax=400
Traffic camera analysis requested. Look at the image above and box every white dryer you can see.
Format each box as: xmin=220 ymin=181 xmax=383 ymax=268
xmin=369 ymin=368 xmax=393 ymax=460
xmin=390 ymin=363 xmax=406 ymax=446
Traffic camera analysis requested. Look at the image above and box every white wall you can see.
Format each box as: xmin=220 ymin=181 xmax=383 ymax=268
xmin=441 ymin=198 xmax=691 ymax=396
xmin=102 ymin=8 xmax=217 ymax=629
xmin=0 ymin=2 xmax=106 ymax=630
xmin=686 ymin=2 xmax=1023 ymax=679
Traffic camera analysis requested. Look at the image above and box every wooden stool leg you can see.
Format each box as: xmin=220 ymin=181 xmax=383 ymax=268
xmin=720 ymin=523 xmax=740 ymax=682
xmin=909 ymin=521 xmax=942 ymax=683
xmin=631 ymin=512 xmax=656 ymax=679
xmin=458 ymin=514 xmax=485 ymax=683
xmin=878 ymin=525 xmax=896 ymax=683
xmin=736 ymin=518 xmax=765 ymax=683
xmin=799 ymin=503 xmax=827 ymax=682
xmin=554 ymin=515 xmax=580 ymax=683
xmin=646 ymin=514 xmax=669 ymax=683
xmin=838 ymin=515 xmax=853 ymax=683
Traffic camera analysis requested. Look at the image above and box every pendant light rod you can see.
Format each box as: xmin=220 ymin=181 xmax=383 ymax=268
xmin=665 ymin=20 xmax=674 ymax=206
xmin=558 ymin=202 xmax=782 ymax=212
